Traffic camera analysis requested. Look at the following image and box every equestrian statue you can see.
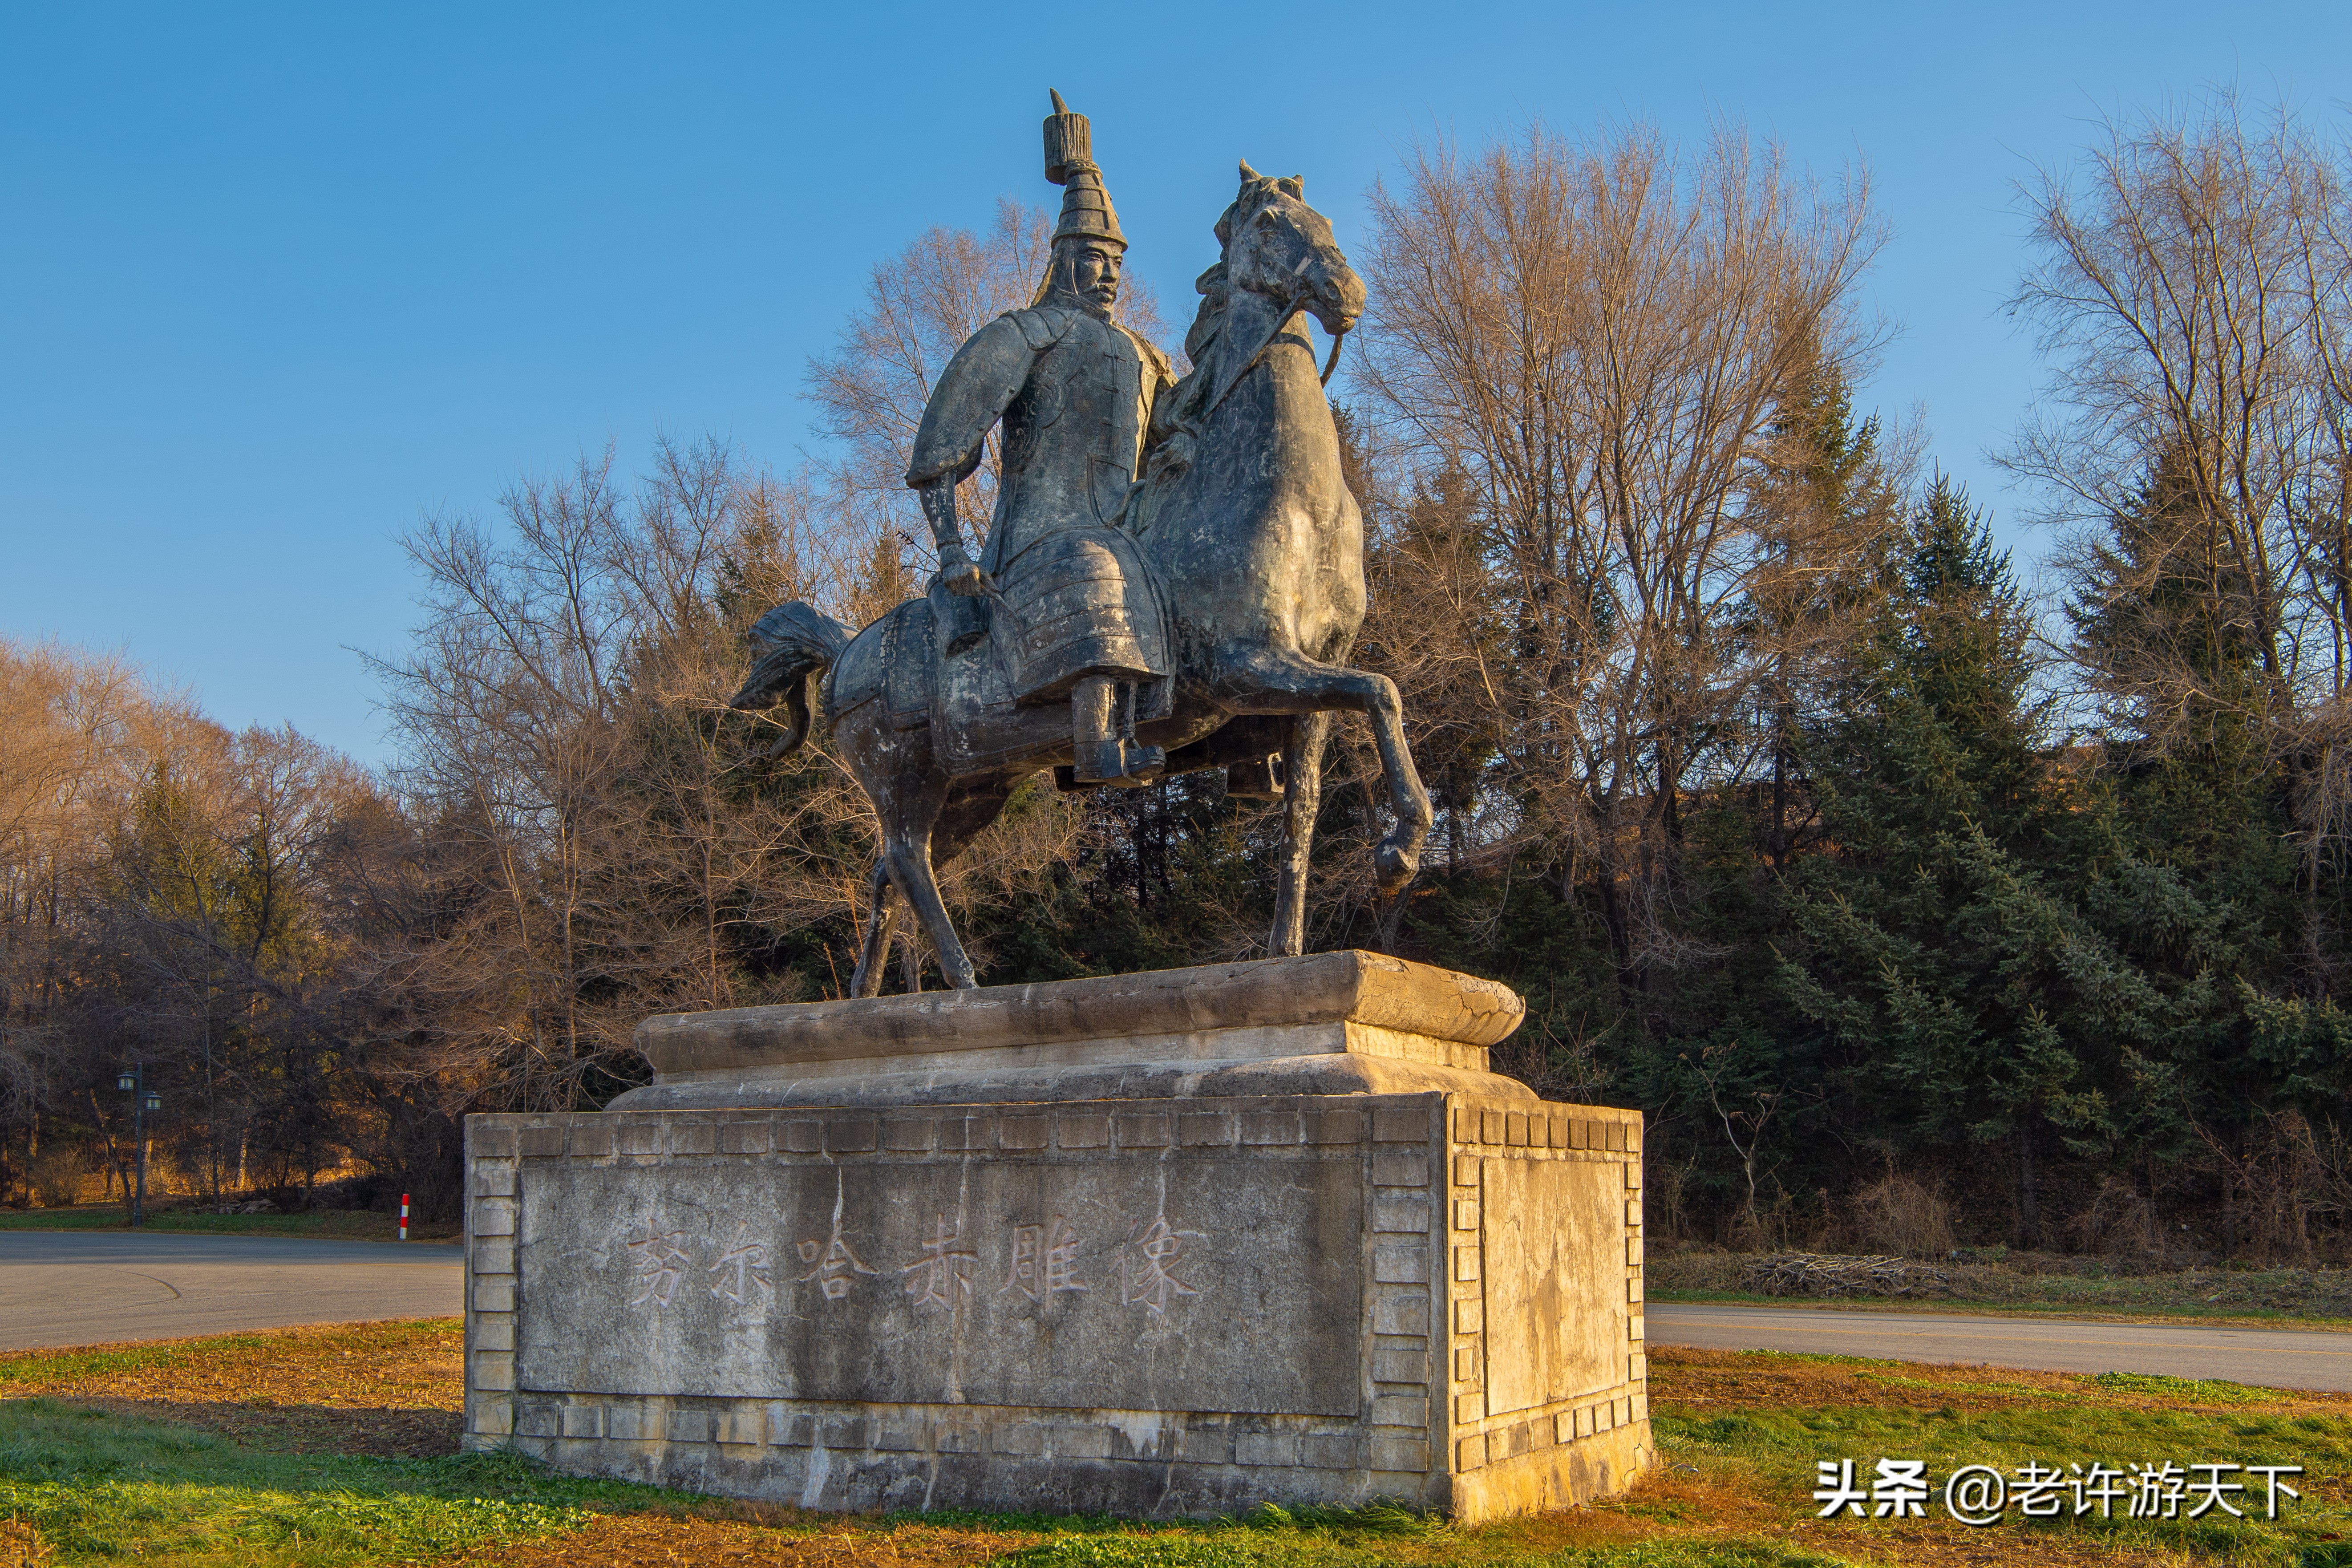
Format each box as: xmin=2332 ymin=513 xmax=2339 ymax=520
xmin=730 ymin=92 xmax=1432 ymax=993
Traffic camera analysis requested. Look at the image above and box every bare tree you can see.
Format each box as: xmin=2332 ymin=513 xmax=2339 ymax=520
xmin=804 ymin=200 xmax=1167 ymax=561
xmin=366 ymin=429 xmax=1089 ymax=1106
xmin=0 ymin=642 xmax=205 ymax=1182
xmin=2012 ymin=93 xmax=2352 ymax=867
xmin=367 ymin=441 xmax=822 ymax=1106
xmin=1354 ymin=122 xmax=1893 ymax=973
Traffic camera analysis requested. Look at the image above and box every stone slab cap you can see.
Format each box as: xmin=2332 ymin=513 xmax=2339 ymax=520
xmin=636 ymin=951 xmax=1523 ymax=1074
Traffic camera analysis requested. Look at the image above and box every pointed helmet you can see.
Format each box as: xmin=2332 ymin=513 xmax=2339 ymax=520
xmin=1041 ymin=90 xmax=1126 ymax=251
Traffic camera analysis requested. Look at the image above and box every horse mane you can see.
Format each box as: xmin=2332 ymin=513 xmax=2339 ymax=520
xmin=1214 ymin=170 xmax=1306 ymax=247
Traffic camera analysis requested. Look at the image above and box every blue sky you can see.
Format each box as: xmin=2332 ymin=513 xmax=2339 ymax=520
xmin=4 ymin=3 xmax=2348 ymax=762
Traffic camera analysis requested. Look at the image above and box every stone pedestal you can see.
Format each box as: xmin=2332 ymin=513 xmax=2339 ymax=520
xmin=462 ymin=954 xmax=1649 ymax=1522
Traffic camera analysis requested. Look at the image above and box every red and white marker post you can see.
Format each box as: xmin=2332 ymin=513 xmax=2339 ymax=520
xmin=399 ymin=1192 xmax=410 ymax=1241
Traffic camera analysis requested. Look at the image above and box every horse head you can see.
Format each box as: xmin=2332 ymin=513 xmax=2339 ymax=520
xmin=1219 ymin=161 xmax=1364 ymax=338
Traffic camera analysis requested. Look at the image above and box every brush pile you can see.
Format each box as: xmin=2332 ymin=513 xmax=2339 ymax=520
xmin=1738 ymin=1252 xmax=1952 ymax=1298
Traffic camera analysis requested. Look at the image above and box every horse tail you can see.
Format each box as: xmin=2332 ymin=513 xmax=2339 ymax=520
xmin=730 ymin=601 xmax=853 ymax=755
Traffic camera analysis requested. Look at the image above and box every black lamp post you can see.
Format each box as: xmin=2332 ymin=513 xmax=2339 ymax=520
xmin=116 ymin=1066 xmax=160 ymax=1229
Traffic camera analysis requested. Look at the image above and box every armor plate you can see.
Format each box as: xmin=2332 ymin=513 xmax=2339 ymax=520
xmin=907 ymin=303 xmax=1173 ymax=705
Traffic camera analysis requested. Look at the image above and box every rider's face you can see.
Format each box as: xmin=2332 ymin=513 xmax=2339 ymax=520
xmin=1063 ymin=243 xmax=1121 ymax=308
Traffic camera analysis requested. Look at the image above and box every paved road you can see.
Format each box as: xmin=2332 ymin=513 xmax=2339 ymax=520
xmin=1648 ymin=1301 xmax=2352 ymax=1392
xmin=6 ymin=1236 xmax=2350 ymax=1395
xmin=0 ymin=1232 xmax=464 ymax=1350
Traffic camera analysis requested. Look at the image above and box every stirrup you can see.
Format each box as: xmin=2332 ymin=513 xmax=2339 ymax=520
xmin=1114 ymin=743 xmax=1166 ymax=786
xmin=1074 ymin=741 xmax=1166 ymax=788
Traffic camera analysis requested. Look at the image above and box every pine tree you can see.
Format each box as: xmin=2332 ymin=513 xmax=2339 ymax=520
xmin=2062 ymin=444 xmax=2328 ymax=1168
xmin=1779 ymin=480 xmax=2132 ymax=1244
xmin=1750 ymin=362 xmax=1894 ymax=867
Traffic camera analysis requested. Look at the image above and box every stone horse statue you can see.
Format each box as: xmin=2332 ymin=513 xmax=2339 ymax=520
xmin=730 ymin=167 xmax=1432 ymax=993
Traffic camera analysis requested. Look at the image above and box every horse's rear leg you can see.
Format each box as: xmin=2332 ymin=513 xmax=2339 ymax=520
xmin=883 ymin=837 xmax=978 ymax=990
xmin=881 ymin=773 xmax=1019 ymax=987
xmin=1271 ymin=713 xmax=1329 ymax=956
xmin=876 ymin=775 xmax=981 ymax=992
xmin=849 ymin=860 xmax=899 ymax=997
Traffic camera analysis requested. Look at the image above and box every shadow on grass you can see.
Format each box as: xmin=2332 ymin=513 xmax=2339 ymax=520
xmin=63 ymin=1395 xmax=461 ymax=1459
xmin=0 ymin=1397 xmax=631 ymax=1567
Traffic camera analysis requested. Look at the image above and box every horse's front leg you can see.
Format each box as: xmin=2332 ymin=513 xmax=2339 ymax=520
xmin=1271 ymin=712 xmax=1329 ymax=956
xmin=1222 ymin=648 xmax=1433 ymax=895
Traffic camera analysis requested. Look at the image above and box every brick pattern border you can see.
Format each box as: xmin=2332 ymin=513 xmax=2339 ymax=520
xmin=1442 ymin=1101 xmax=1646 ymax=1477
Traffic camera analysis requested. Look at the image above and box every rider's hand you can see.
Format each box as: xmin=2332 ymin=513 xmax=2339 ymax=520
xmin=942 ymin=557 xmax=994 ymax=598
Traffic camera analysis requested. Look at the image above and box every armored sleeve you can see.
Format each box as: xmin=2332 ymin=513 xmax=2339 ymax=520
xmin=904 ymin=315 xmax=1039 ymax=490
xmin=1136 ymin=335 xmax=1177 ymax=415
xmin=1135 ymin=336 xmax=1187 ymax=445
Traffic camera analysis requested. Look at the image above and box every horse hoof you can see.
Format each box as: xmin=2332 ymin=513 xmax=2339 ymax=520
xmin=1374 ymin=841 xmax=1418 ymax=895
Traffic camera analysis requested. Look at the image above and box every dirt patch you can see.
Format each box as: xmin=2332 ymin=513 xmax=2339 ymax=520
xmin=443 ymin=1515 xmax=1035 ymax=1568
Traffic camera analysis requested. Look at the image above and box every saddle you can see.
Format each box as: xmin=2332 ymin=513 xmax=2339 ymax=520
xmin=880 ymin=527 xmax=1174 ymax=778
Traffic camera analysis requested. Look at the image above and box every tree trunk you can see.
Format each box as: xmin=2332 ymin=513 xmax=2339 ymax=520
xmin=2015 ymin=1130 xmax=2041 ymax=1249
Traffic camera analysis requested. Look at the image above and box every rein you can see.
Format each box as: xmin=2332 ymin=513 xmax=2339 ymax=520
xmin=1202 ymin=280 xmax=1348 ymax=421
xmin=1116 ymin=256 xmax=1348 ymax=531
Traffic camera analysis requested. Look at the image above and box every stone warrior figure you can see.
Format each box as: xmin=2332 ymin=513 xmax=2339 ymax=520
xmin=904 ymin=92 xmax=1177 ymax=787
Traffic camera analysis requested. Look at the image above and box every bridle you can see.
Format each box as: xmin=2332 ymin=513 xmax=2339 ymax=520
xmin=1118 ymin=207 xmax=1350 ymax=530
xmin=1200 ymin=227 xmax=1349 ymax=421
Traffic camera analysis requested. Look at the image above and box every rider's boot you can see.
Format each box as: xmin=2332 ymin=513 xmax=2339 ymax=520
xmin=1073 ymin=678 xmax=1168 ymax=787
xmin=1113 ymin=677 xmax=1165 ymax=784
xmin=1071 ymin=676 xmax=1127 ymax=786
xmin=926 ymin=573 xmax=988 ymax=656
xmin=1071 ymin=677 xmax=1166 ymax=788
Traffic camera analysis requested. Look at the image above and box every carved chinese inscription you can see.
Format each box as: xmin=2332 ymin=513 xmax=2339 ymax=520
xmin=625 ymin=1228 xmax=692 ymax=1308
xmin=1121 ymin=1216 xmax=1199 ymax=1316
xmin=902 ymin=1215 xmax=979 ymax=1309
xmin=709 ymin=1223 xmax=774 ymax=1306
xmin=796 ymin=1218 xmax=879 ymax=1300
xmin=1003 ymin=1215 xmax=1087 ymax=1302
xmin=517 ymin=1152 xmax=1364 ymax=1416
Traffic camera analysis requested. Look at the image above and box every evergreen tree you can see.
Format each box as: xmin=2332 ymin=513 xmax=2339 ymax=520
xmin=1779 ymin=480 xmax=2129 ymax=1243
xmin=2063 ymin=443 xmax=2335 ymax=1165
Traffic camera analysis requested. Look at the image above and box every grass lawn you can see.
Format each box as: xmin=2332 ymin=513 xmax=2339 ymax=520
xmin=1645 ymin=1289 xmax=2352 ymax=1334
xmin=1649 ymin=1252 xmax=2352 ymax=1331
xmin=0 ymin=1206 xmax=460 ymax=1243
xmin=2 ymin=1321 xmax=2346 ymax=1566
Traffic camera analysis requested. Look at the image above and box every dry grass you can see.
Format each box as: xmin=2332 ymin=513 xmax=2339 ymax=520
xmin=1650 ymin=1247 xmax=2352 ymax=1326
xmin=1478 ymin=1471 xmax=2195 ymax=1567
xmin=442 ymin=1515 xmax=1039 ymax=1568
xmin=0 ymin=1318 xmax=461 ymax=1457
xmin=0 ymin=1205 xmax=463 ymax=1242
xmin=0 ymin=1514 xmax=46 ymax=1568
xmin=1651 ymin=1341 xmax=2352 ymax=1419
